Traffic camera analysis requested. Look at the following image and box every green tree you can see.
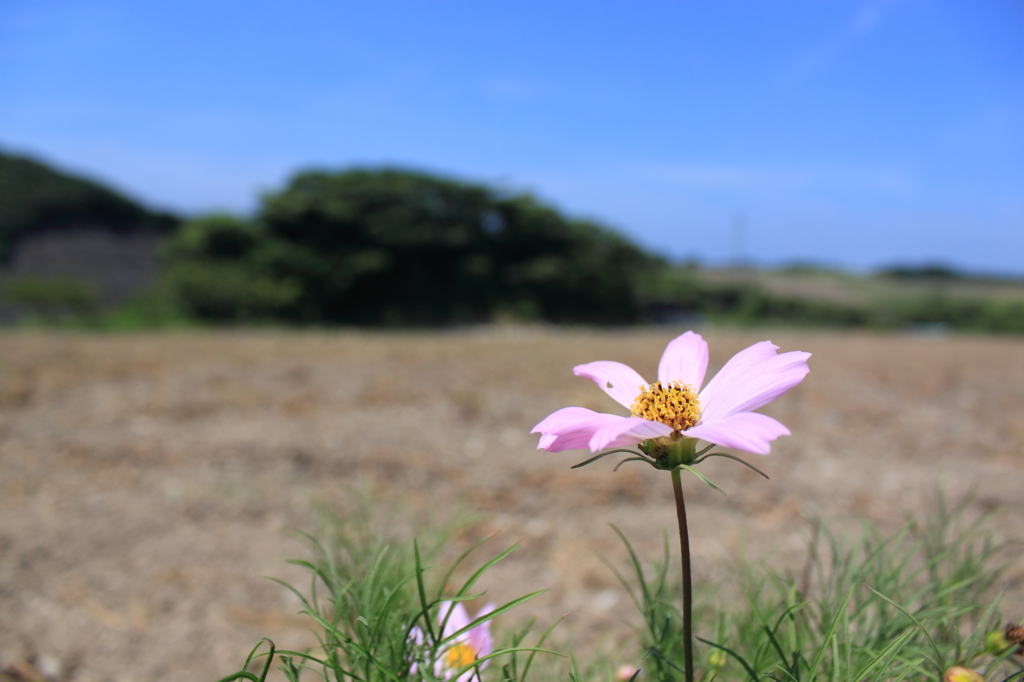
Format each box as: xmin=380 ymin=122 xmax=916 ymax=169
xmin=255 ymin=168 xmax=660 ymax=324
xmin=259 ymin=169 xmax=498 ymax=324
xmin=491 ymin=194 xmax=662 ymax=323
xmin=162 ymin=214 xmax=301 ymax=322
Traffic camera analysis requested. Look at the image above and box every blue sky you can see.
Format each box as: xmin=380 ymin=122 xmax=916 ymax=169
xmin=2 ymin=0 xmax=1022 ymax=274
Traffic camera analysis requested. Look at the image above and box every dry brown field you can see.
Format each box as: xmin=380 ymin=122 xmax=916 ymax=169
xmin=1 ymin=327 xmax=1022 ymax=682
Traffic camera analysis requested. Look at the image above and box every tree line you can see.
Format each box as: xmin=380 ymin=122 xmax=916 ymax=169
xmin=162 ymin=168 xmax=1024 ymax=332
xmin=2 ymin=150 xmax=1022 ymax=332
xmin=162 ymin=169 xmax=661 ymax=325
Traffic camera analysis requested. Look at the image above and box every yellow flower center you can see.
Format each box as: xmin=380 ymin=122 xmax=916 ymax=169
xmin=444 ymin=642 xmax=477 ymax=669
xmin=630 ymin=381 xmax=701 ymax=433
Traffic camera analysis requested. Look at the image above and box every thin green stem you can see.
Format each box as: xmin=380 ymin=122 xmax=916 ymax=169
xmin=671 ymin=467 xmax=695 ymax=682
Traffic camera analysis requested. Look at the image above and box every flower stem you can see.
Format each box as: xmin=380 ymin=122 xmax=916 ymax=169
xmin=671 ymin=467 xmax=695 ymax=682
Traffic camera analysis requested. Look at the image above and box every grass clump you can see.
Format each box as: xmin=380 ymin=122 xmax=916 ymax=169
xmin=219 ymin=501 xmax=563 ymax=682
xmin=224 ymin=493 xmax=1021 ymax=681
xmin=611 ymin=493 xmax=1022 ymax=681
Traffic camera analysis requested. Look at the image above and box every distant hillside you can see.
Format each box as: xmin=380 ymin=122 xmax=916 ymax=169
xmin=0 ymin=151 xmax=178 ymax=261
xmin=694 ymin=265 xmax=1024 ymax=307
xmin=658 ymin=264 xmax=1024 ymax=333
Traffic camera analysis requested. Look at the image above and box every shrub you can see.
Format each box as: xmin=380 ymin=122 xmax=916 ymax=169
xmin=2 ymin=275 xmax=99 ymax=319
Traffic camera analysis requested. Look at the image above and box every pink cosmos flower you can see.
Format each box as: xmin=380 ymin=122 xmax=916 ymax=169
xmin=531 ymin=331 xmax=810 ymax=456
xmin=410 ymin=601 xmax=495 ymax=681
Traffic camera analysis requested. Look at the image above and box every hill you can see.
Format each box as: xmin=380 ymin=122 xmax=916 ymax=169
xmin=0 ymin=150 xmax=178 ymax=261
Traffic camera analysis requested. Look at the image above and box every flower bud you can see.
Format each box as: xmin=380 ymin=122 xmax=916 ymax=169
xmin=615 ymin=664 xmax=642 ymax=680
xmin=707 ymin=649 xmax=727 ymax=669
xmin=943 ymin=666 xmax=984 ymax=682
xmin=985 ymin=629 xmax=1011 ymax=654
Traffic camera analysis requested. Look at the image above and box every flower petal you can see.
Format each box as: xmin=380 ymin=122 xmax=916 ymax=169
xmin=699 ymin=342 xmax=810 ymax=423
xmin=409 ymin=625 xmax=424 ymax=646
xmin=468 ymin=603 xmax=495 ymax=660
xmin=531 ymin=406 xmax=596 ymax=432
xmin=589 ymin=417 xmax=674 ymax=451
xmin=573 ymin=361 xmax=648 ymax=409
xmin=408 ymin=626 xmax=424 ymax=675
xmin=658 ymin=331 xmax=709 ymax=389
xmin=700 ymin=340 xmax=780 ymax=396
xmin=531 ymin=407 xmax=625 ymax=452
xmin=684 ymin=412 xmax=791 ymax=455
xmin=440 ymin=601 xmax=470 ymax=639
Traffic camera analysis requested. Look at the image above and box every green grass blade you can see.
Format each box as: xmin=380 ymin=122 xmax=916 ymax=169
xmin=522 ymin=614 xmax=567 ymax=682
xmin=865 ymin=584 xmax=946 ymax=676
xmin=697 ymin=637 xmax=761 ymax=682
xmin=413 ymin=539 xmax=436 ymax=644
xmin=806 ymin=584 xmax=856 ymax=678
xmin=434 ymin=532 xmax=497 ymax=603
xmin=440 ymin=591 xmax=547 ymax=644
xmin=453 ymin=541 xmax=520 ymax=600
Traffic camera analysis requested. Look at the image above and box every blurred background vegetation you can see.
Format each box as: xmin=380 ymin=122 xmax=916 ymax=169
xmin=2 ymin=149 xmax=1022 ymax=332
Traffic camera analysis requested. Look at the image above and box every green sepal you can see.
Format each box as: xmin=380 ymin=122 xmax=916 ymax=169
xmin=676 ymin=463 xmax=726 ymax=495
xmin=614 ymin=456 xmax=656 ymax=472
xmin=693 ymin=452 xmax=770 ymax=479
xmin=571 ymin=448 xmax=647 ymax=469
xmin=650 ymin=437 xmax=698 ymax=470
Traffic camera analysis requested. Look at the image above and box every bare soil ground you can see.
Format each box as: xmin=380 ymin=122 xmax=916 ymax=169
xmin=1 ymin=328 xmax=1022 ymax=682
